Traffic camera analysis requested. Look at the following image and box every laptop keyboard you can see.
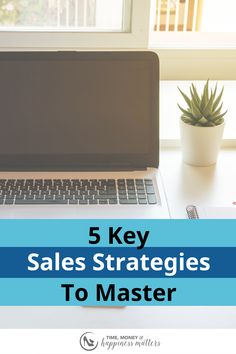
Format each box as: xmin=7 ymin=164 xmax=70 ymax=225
xmin=0 ymin=179 xmax=158 ymax=205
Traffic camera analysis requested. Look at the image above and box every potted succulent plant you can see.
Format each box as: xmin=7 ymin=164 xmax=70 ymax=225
xmin=178 ymin=80 xmax=227 ymax=166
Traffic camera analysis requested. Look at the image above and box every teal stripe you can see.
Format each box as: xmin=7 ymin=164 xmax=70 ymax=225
xmin=0 ymin=219 xmax=236 ymax=247
xmin=0 ymin=278 xmax=235 ymax=306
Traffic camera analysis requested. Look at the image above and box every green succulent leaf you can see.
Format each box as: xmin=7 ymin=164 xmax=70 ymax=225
xmin=177 ymin=80 xmax=226 ymax=127
xmin=178 ymin=87 xmax=192 ymax=108
xmin=212 ymin=83 xmax=218 ymax=101
xmin=201 ymin=79 xmax=209 ymax=111
xmin=197 ymin=117 xmax=209 ymax=125
xmin=177 ymin=104 xmax=194 ymax=118
xmin=214 ymin=117 xmax=224 ymax=125
xmin=190 ymin=86 xmax=200 ymax=108
xmin=212 ymin=110 xmax=227 ymax=121
xmin=211 ymin=102 xmax=223 ymax=118
xmin=181 ymin=115 xmax=194 ymax=125
xmin=205 ymin=121 xmax=216 ymax=127
xmin=203 ymin=91 xmax=215 ymax=117
xmin=190 ymin=100 xmax=202 ymax=119
xmin=191 ymin=83 xmax=201 ymax=104
xmin=212 ymin=87 xmax=224 ymax=112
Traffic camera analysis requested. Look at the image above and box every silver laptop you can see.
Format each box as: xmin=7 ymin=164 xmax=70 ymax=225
xmin=0 ymin=51 xmax=169 ymax=219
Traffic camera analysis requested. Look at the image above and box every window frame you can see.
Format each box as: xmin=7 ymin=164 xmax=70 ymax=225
xmin=0 ymin=0 xmax=150 ymax=49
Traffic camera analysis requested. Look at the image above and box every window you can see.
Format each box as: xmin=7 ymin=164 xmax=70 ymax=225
xmin=154 ymin=0 xmax=236 ymax=33
xmin=154 ymin=0 xmax=202 ymax=32
xmin=150 ymin=0 xmax=236 ymax=48
xmin=0 ymin=0 xmax=127 ymax=32
xmin=0 ymin=0 xmax=150 ymax=48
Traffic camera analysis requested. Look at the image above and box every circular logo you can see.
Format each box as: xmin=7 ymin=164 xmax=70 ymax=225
xmin=79 ymin=332 xmax=98 ymax=351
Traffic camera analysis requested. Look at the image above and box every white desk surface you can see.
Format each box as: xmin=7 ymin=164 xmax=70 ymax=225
xmin=160 ymin=147 xmax=236 ymax=218
xmin=1 ymin=147 xmax=236 ymax=329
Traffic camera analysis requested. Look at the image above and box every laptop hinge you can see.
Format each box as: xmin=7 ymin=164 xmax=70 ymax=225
xmin=79 ymin=166 xmax=148 ymax=171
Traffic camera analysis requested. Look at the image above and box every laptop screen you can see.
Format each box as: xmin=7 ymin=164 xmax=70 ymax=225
xmin=0 ymin=52 xmax=159 ymax=170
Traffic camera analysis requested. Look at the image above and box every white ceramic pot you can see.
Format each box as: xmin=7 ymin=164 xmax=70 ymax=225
xmin=180 ymin=120 xmax=225 ymax=166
